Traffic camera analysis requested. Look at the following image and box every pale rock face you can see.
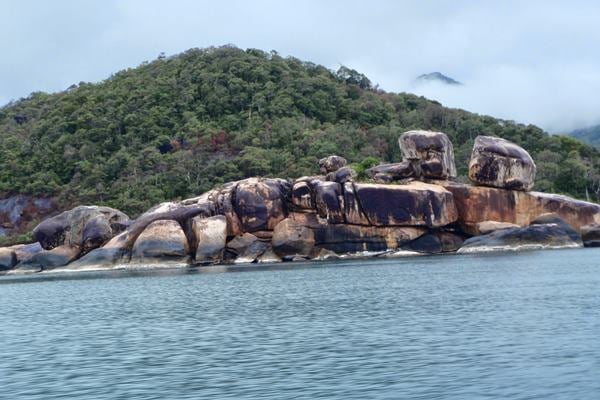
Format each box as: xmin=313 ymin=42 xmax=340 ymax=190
xmin=476 ymin=221 xmax=521 ymax=235
xmin=468 ymin=136 xmax=536 ymax=191
xmin=193 ymin=215 xmax=227 ymax=264
xmin=131 ymin=220 xmax=189 ymax=263
xmin=399 ymin=130 xmax=457 ymax=179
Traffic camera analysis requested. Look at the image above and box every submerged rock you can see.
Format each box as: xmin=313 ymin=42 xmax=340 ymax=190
xmin=468 ymin=136 xmax=536 ymax=191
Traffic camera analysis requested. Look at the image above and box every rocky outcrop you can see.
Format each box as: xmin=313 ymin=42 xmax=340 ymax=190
xmin=131 ymin=220 xmax=189 ymax=263
xmin=468 ymin=136 xmax=536 ymax=191
xmin=441 ymin=182 xmax=600 ymax=234
xmin=400 ymin=130 xmax=457 ymax=179
xmin=3 ymin=128 xmax=600 ymax=274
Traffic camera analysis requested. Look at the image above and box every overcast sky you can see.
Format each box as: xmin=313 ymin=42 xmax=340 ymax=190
xmin=2 ymin=0 xmax=600 ymax=132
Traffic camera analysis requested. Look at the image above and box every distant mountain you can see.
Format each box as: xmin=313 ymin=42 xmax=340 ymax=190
xmin=415 ymin=72 xmax=462 ymax=85
xmin=571 ymin=125 xmax=600 ymax=147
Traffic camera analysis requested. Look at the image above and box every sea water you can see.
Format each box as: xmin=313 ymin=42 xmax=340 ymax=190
xmin=1 ymin=248 xmax=600 ymax=399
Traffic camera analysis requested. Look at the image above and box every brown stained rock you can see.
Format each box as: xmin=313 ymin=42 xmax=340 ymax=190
xmin=313 ymin=180 xmax=345 ymax=223
xmin=441 ymin=182 xmax=600 ymax=234
xmin=272 ymin=218 xmax=315 ymax=258
xmin=468 ymin=136 xmax=536 ymax=191
xmin=399 ymin=130 xmax=457 ymax=179
xmin=291 ymin=180 xmax=315 ymax=210
xmin=353 ymin=182 xmax=458 ymax=228
xmin=131 ymin=220 xmax=190 ymax=263
xmin=233 ymin=178 xmax=291 ymax=233
xmin=343 ymin=182 xmax=369 ymax=225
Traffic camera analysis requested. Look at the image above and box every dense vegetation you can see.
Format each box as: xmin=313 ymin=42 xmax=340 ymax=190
xmin=571 ymin=125 xmax=600 ymax=148
xmin=2 ymin=45 xmax=600 ymax=219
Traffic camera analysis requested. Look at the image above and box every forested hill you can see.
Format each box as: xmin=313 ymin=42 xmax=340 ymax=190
xmin=2 ymin=46 xmax=600 ymax=218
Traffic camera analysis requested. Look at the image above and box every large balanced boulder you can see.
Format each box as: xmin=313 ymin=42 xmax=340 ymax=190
xmin=233 ymin=178 xmax=291 ymax=232
xmin=352 ymin=182 xmax=458 ymax=227
xmin=399 ymin=130 xmax=457 ymax=179
xmin=32 ymin=205 xmax=129 ymax=252
xmin=468 ymin=136 xmax=536 ymax=191
xmin=319 ymin=155 xmax=347 ymax=173
xmin=458 ymin=215 xmax=582 ymax=253
xmin=131 ymin=220 xmax=190 ymax=263
xmin=272 ymin=218 xmax=315 ymax=258
xmin=193 ymin=215 xmax=227 ymax=264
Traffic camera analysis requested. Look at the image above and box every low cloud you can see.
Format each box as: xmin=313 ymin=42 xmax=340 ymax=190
xmin=2 ymin=0 xmax=600 ymax=132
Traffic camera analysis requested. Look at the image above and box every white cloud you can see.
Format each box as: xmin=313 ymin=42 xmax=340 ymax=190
xmin=2 ymin=0 xmax=600 ymax=132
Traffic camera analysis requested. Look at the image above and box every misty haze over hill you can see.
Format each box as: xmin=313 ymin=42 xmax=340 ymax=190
xmin=2 ymin=1 xmax=600 ymax=133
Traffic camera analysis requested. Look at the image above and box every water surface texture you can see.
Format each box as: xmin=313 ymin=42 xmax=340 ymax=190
xmin=2 ymin=249 xmax=600 ymax=399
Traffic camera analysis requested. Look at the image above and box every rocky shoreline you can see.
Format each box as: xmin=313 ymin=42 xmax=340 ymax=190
xmin=2 ymin=130 xmax=600 ymax=275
